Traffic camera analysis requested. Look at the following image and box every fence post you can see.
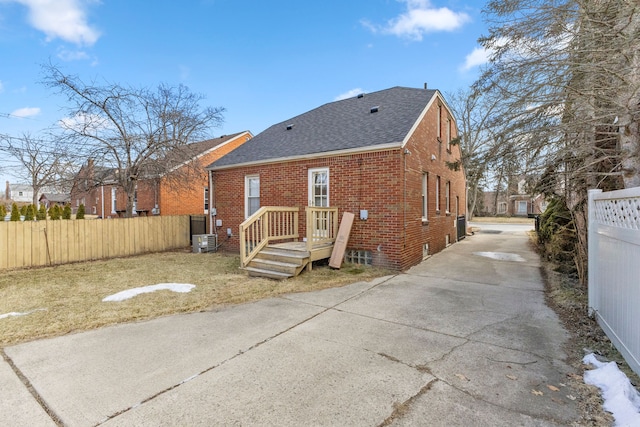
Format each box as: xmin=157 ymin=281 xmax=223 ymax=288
xmin=587 ymin=189 xmax=602 ymax=317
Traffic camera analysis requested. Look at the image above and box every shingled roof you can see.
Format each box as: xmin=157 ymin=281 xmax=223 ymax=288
xmin=208 ymin=87 xmax=438 ymax=170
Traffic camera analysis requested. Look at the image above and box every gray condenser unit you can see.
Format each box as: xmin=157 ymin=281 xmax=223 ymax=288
xmin=192 ymin=234 xmax=217 ymax=253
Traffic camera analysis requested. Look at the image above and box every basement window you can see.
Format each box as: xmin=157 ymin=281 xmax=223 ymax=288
xmin=345 ymin=249 xmax=372 ymax=265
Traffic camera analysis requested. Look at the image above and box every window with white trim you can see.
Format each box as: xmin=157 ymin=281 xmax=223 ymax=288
xmin=204 ymin=187 xmax=209 ymax=214
xmin=517 ymin=201 xmax=528 ymax=214
xmin=435 ymin=176 xmax=441 ymax=212
xmin=446 ymin=118 xmax=452 ymax=151
xmin=421 ymin=173 xmax=428 ymax=220
xmin=498 ymin=202 xmax=507 ymax=214
xmin=445 ymin=181 xmax=450 ymax=213
xmin=437 ymin=104 xmax=442 ymax=140
xmin=245 ymin=175 xmax=260 ymax=218
xmin=308 ymin=168 xmax=329 ymax=207
xmin=111 ymin=187 xmax=117 ymax=213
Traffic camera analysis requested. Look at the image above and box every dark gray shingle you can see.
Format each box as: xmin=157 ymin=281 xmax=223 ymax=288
xmin=208 ymin=87 xmax=436 ymax=169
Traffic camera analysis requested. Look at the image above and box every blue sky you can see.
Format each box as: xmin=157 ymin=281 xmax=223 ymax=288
xmin=0 ymin=0 xmax=490 ymax=183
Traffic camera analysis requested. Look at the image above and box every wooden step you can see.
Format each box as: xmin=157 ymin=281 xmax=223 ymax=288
xmin=249 ymin=257 xmax=302 ymax=275
xmin=243 ymin=266 xmax=293 ymax=280
xmin=259 ymin=247 xmax=310 ymax=261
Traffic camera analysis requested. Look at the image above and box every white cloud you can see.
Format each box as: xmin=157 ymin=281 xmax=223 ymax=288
xmin=11 ymin=106 xmax=40 ymax=118
xmin=460 ymin=46 xmax=490 ymax=71
xmin=334 ymin=88 xmax=365 ymax=101
xmin=56 ymin=47 xmax=90 ymax=61
xmin=366 ymin=0 xmax=471 ymax=41
xmin=12 ymin=0 xmax=100 ymax=46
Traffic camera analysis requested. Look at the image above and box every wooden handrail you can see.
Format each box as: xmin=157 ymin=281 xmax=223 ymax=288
xmin=305 ymin=206 xmax=339 ymax=252
xmin=239 ymin=207 xmax=299 ymax=267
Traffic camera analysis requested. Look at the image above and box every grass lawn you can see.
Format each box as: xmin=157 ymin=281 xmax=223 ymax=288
xmin=0 ymin=250 xmax=393 ymax=348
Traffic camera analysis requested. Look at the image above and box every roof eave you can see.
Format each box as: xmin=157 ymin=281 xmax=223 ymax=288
xmin=207 ymin=142 xmax=403 ymax=171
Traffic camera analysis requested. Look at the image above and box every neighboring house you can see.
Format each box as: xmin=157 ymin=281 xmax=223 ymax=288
xmin=39 ymin=193 xmax=71 ymax=209
xmin=207 ymin=86 xmax=466 ymax=272
xmin=480 ymin=177 xmax=547 ymax=217
xmin=70 ymin=131 xmax=253 ymax=219
xmin=5 ymin=182 xmax=34 ymax=204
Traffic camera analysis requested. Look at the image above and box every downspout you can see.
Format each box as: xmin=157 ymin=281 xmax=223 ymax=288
xmin=101 ymin=185 xmax=105 ymax=218
xmin=209 ymin=169 xmax=215 ymax=238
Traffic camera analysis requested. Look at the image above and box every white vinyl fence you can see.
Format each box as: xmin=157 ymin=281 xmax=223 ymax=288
xmin=588 ymin=187 xmax=640 ymax=376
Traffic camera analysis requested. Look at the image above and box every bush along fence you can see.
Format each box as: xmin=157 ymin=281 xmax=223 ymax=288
xmin=0 ymin=215 xmax=191 ymax=270
xmin=588 ymin=187 xmax=640 ymax=377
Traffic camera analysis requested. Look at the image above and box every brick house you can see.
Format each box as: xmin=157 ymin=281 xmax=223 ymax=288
xmin=207 ymin=87 xmax=466 ymax=273
xmin=71 ymin=131 xmax=252 ymax=219
xmin=480 ymin=177 xmax=547 ymax=217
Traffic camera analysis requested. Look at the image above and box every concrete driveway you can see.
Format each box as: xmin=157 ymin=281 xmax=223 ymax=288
xmin=2 ymin=222 xmax=580 ymax=426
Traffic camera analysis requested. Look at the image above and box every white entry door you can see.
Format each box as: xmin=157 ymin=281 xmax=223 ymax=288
xmin=308 ymin=168 xmax=329 ymax=207
xmin=308 ymin=168 xmax=330 ymax=239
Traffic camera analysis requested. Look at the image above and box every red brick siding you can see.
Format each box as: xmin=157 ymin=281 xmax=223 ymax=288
xmin=158 ymin=133 xmax=251 ymax=216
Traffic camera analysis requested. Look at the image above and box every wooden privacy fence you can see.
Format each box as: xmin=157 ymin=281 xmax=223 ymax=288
xmin=588 ymin=187 xmax=640 ymax=376
xmin=0 ymin=215 xmax=191 ymax=270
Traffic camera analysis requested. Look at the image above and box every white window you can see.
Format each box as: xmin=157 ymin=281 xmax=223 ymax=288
xmin=421 ymin=173 xmax=428 ymax=220
xmin=517 ymin=201 xmax=528 ymax=214
xmin=308 ymin=168 xmax=329 ymax=207
xmin=204 ymin=187 xmax=209 ymax=214
xmin=435 ymin=176 xmax=440 ymax=212
xmin=245 ymin=175 xmax=260 ymax=218
xmin=111 ymin=187 xmax=117 ymax=213
xmin=133 ymin=188 xmax=138 ymax=214
xmin=445 ymin=181 xmax=450 ymax=213
xmin=498 ymin=202 xmax=507 ymax=214
xmin=437 ymin=104 xmax=442 ymax=140
xmin=446 ymin=118 xmax=452 ymax=151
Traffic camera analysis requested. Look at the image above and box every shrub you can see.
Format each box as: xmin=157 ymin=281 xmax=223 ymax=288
xmin=24 ymin=204 xmax=35 ymax=221
xmin=0 ymin=204 xmax=6 ymax=219
xmin=49 ymin=205 xmax=61 ymax=220
xmin=20 ymin=204 xmax=27 ymax=216
xmin=10 ymin=203 xmax=20 ymax=221
xmin=537 ymin=196 xmax=577 ymax=275
xmin=62 ymin=204 xmax=72 ymax=220
xmin=37 ymin=204 xmax=47 ymax=220
xmin=76 ymin=204 xmax=85 ymax=219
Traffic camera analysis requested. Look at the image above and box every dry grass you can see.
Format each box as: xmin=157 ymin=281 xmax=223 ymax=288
xmin=0 ymin=250 xmax=393 ymax=347
xmin=470 ymin=216 xmax=535 ymax=224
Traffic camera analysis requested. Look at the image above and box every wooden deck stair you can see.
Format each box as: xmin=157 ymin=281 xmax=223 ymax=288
xmin=244 ymin=245 xmax=310 ymax=280
xmin=239 ymin=206 xmax=338 ymax=280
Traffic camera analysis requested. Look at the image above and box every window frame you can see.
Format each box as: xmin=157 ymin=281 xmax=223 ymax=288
xmin=308 ymin=167 xmax=329 ymax=207
xmin=244 ymin=175 xmax=260 ymax=218
xmin=445 ymin=181 xmax=451 ymax=214
xmin=421 ymin=173 xmax=428 ymax=221
xmin=204 ymin=186 xmax=209 ymax=214
xmin=435 ymin=176 xmax=441 ymax=213
xmin=517 ymin=200 xmax=528 ymax=215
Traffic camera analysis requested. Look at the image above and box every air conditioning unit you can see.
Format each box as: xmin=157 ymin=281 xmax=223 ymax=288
xmin=151 ymin=207 xmax=160 ymax=215
xmin=192 ymin=234 xmax=217 ymax=253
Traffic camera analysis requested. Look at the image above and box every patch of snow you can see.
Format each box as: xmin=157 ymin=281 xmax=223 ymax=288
xmin=583 ymin=353 xmax=640 ymax=426
xmin=102 ymin=283 xmax=196 ymax=302
xmin=0 ymin=308 xmax=47 ymax=320
xmin=473 ymin=251 xmax=526 ymax=262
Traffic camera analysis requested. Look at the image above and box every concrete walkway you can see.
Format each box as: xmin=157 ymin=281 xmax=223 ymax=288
xmin=2 ymin=223 xmax=580 ymax=426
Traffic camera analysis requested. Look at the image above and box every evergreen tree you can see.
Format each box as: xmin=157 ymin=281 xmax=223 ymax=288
xmin=20 ymin=204 xmax=27 ymax=216
xmin=49 ymin=205 xmax=61 ymax=220
xmin=76 ymin=204 xmax=85 ymax=220
xmin=62 ymin=204 xmax=72 ymax=220
xmin=24 ymin=204 xmax=35 ymax=221
xmin=10 ymin=203 xmax=20 ymax=221
xmin=37 ymin=204 xmax=47 ymax=220
xmin=0 ymin=204 xmax=6 ymax=219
